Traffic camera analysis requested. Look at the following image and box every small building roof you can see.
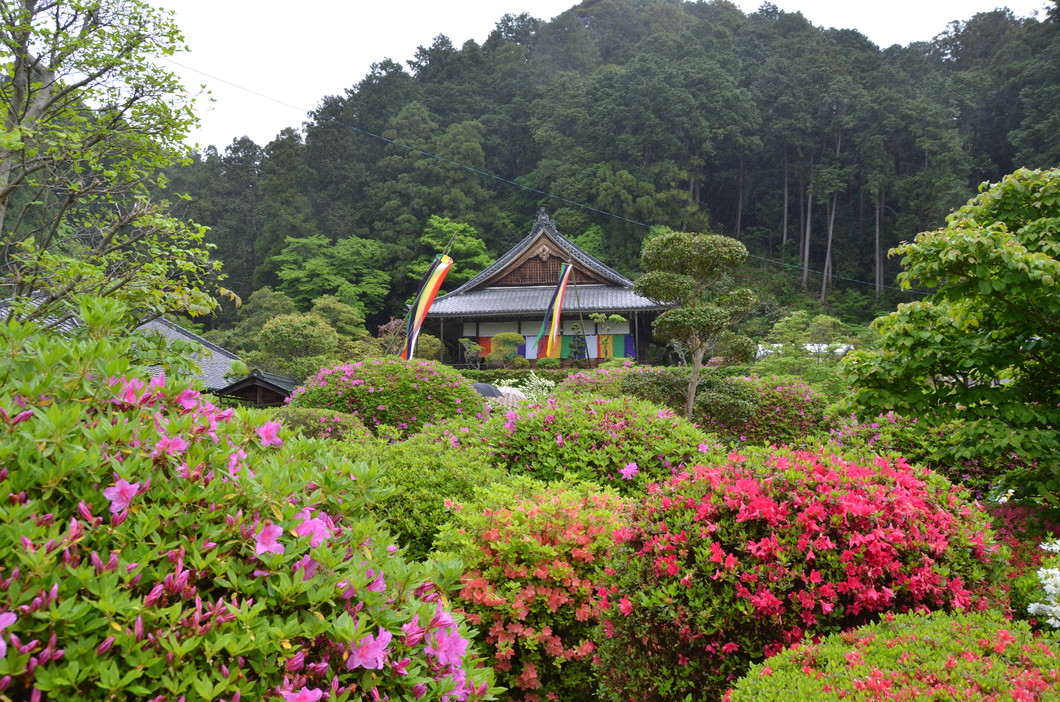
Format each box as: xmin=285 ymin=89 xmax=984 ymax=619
xmin=429 ymin=211 xmax=667 ymax=319
xmin=214 ymin=368 xmax=299 ymax=407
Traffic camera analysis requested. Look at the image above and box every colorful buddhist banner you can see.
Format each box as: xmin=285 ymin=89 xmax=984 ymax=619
xmin=401 ymin=254 xmax=453 ymax=360
xmin=531 ymin=262 xmax=573 ymax=359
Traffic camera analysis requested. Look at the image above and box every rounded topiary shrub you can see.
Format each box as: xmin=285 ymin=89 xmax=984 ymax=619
xmin=429 ymin=395 xmax=721 ymax=495
xmin=338 ymin=434 xmax=509 ymax=561
xmin=554 ymin=365 xmax=640 ymax=398
xmin=288 ymin=357 xmax=487 ymax=438
xmin=271 ymin=405 xmax=372 ymax=442
xmin=434 ymin=479 xmax=629 ymax=702
xmin=0 ymin=309 xmax=493 ymax=700
xmin=596 ymin=447 xmax=1008 ymax=702
xmin=700 ymin=376 xmax=827 ymax=446
xmin=725 ymin=611 xmax=1060 ymax=701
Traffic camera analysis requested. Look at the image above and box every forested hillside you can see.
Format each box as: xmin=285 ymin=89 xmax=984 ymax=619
xmin=165 ymin=0 xmax=1060 ymax=328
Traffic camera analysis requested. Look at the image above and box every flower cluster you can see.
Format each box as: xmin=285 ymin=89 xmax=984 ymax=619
xmin=289 ymin=357 xmax=487 ymax=438
xmin=726 ymin=611 xmax=1060 ymax=701
xmin=272 ymin=405 xmax=372 ymax=442
xmin=0 ymin=308 xmax=494 ymax=701
xmin=434 ymin=479 xmax=629 ymax=702
xmin=596 ymin=447 xmax=1008 ymax=701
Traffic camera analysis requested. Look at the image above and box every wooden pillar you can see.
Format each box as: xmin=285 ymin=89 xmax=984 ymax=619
xmin=440 ymin=317 xmax=445 ymax=361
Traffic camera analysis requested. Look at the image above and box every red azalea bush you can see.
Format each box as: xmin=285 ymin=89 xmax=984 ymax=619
xmin=433 ymin=479 xmax=629 ymax=702
xmin=725 ymin=611 xmax=1060 ymax=701
xmin=423 ymin=395 xmax=722 ymax=495
xmin=595 ymin=447 xmax=1008 ymax=702
xmin=0 ymin=305 xmax=494 ymax=701
xmin=288 ymin=357 xmax=487 ymax=438
xmin=700 ymin=376 xmax=827 ymax=446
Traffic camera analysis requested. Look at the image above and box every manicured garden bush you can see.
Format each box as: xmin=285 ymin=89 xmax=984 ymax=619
xmin=434 ymin=479 xmax=629 ymax=702
xmin=0 ymin=305 xmax=494 ymax=701
xmin=461 ymin=369 xmax=571 ymax=386
xmin=288 ymin=357 xmax=487 ymax=438
xmin=426 ymin=395 xmax=721 ymax=495
xmin=555 ymin=365 xmax=641 ymax=398
xmin=698 ymin=376 xmax=828 ymax=446
xmin=725 ymin=611 xmax=1060 ymax=701
xmin=339 ymin=435 xmax=509 ymax=561
xmin=271 ymin=405 xmax=372 ymax=442
xmin=596 ymin=447 xmax=1008 ymax=702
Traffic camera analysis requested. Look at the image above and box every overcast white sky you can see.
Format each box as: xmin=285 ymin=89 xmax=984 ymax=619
xmin=157 ymin=0 xmax=1052 ymax=151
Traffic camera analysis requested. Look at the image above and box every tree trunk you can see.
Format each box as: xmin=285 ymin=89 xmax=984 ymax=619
xmin=801 ymin=179 xmax=813 ymax=291
xmin=686 ymin=344 xmax=706 ymax=420
xmin=781 ymin=148 xmax=789 ymax=251
xmin=875 ymin=190 xmax=884 ymax=295
xmin=735 ymin=148 xmax=745 ymax=236
xmin=819 ymin=191 xmax=838 ymax=302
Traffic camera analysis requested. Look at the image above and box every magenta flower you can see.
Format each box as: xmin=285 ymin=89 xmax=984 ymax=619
xmin=280 ymin=687 xmax=323 ymax=702
xmin=255 ymin=523 xmax=284 ymax=556
xmin=294 ymin=509 xmax=330 ymax=547
xmin=347 ymin=628 xmax=393 ymax=670
xmin=151 ymin=434 xmax=189 ymax=458
xmin=425 ymin=627 xmax=469 ymax=667
xmin=102 ymin=479 xmax=141 ymax=513
xmin=366 ymin=567 xmax=386 ymax=592
xmin=402 ymin=616 xmax=427 ymax=646
xmin=619 ymin=462 xmax=639 ymax=480
xmin=256 ymin=421 xmax=283 ymax=447
xmin=0 ymin=612 xmax=16 ymax=658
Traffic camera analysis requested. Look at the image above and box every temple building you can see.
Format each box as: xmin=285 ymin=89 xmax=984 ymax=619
xmin=427 ymin=211 xmax=668 ymax=365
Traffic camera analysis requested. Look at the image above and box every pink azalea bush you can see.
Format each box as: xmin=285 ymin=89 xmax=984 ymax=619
xmin=0 ymin=305 xmax=495 ymax=701
xmin=596 ymin=447 xmax=1008 ymax=701
xmin=725 ymin=611 xmax=1060 ymax=700
xmin=422 ymin=395 xmax=722 ymax=495
xmin=434 ymin=479 xmax=629 ymax=702
xmin=288 ymin=357 xmax=487 ymax=438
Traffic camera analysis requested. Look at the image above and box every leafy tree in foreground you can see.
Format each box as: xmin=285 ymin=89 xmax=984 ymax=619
xmin=843 ymin=167 xmax=1060 ymax=496
xmin=633 ymin=229 xmax=757 ymax=419
xmin=0 ymin=0 xmax=222 ymax=328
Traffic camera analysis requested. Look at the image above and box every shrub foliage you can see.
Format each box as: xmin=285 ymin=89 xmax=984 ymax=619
xmin=726 ymin=611 xmax=1060 ymax=701
xmin=0 ymin=308 xmax=493 ymax=701
xmin=596 ymin=448 xmax=1008 ymax=701
xmin=289 ymin=357 xmax=486 ymax=438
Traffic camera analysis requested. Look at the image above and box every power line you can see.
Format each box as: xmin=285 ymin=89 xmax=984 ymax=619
xmin=163 ymin=56 xmax=932 ymax=299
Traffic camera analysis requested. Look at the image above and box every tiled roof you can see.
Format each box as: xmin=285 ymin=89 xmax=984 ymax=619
xmin=440 ymin=210 xmax=633 ymax=297
xmin=428 ymin=284 xmax=666 ymax=318
xmin=138 ymin=318 xmax=242 ymax=392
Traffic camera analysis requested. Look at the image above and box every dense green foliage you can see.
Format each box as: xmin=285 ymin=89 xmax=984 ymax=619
xmin=338 ymin=434 xmax=508 ymax=560
xmin=843 ymin=167 xmax=1060 ymax=499
xmin=726 ymin=611 xmax=1060 ymax=701
xmin=596 ymin=447 xmax=1007 ymax=701
xmin=0 ymin=302 xmax=494 ymax=700
xmin=167 ymin=2 xmax=1060 ymax=332
xmin=0 ymin=0 xmax=222 ymax=328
